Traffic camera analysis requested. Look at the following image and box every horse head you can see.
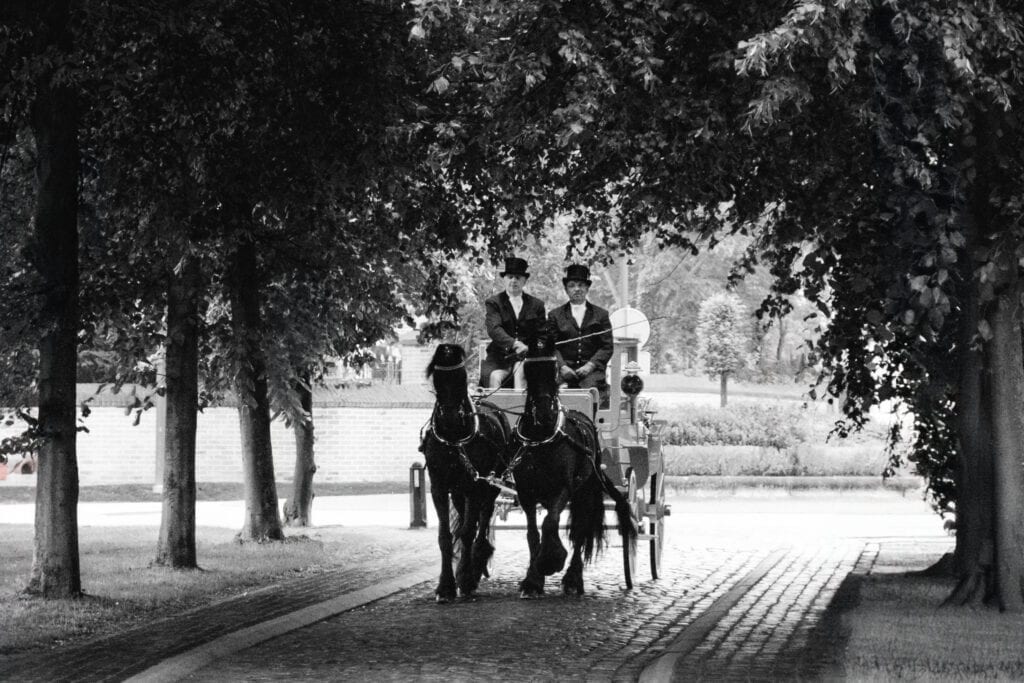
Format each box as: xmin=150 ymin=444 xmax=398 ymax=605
xmin=426 ymin=343 xmax=474 ymax=442
xmin=519 ymin=323 xmax=562 ymax=442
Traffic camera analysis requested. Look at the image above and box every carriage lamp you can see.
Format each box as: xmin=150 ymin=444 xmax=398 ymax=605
xmin=620 ymin=361 xmax=644 ymax=397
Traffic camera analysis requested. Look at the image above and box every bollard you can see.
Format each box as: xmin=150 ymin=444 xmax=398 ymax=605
xmin=409 ymin=461 xmax=428 ymax=528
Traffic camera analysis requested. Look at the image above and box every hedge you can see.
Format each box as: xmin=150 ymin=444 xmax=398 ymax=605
xmin=661 ymin=444 xmax=891 ymax=477
xmin=654 ymin=403 xmax=889 ymax=450
xmin=653 ymin=403 xmax=896 ymax=477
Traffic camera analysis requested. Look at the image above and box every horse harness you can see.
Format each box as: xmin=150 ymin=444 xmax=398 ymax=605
xmin=486 ymin=397 xmax=599 ymax=492
xmin=424 ymin=354 xmax=602 ymax=495
xmin=423 ymin=358 xmax=509 ymax=483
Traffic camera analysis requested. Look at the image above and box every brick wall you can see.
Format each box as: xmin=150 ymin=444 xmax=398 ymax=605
xmin=1 ymin=385 xmax=434 ymax=485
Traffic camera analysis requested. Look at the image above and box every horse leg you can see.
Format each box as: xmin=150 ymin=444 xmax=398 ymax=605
xmin=468 ymin=486 xmax=498 ymax=592
xmin=519 ymin=500 xmax=545 ymax=598
xmin=456 ymin=491 xmax=482 ymax=597
xmin=562 ymin=468 xmax=610 ymax=597
xmin=431 ymin=487 xmax=457 ymax=603
xmin=537 ymin=491 xmax=570 ymax=576
xmin=561 ymin=544 xmax=586 ymax=596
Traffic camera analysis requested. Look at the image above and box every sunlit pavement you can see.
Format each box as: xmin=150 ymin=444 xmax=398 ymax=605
xmin=1 ymin=486 xmax=943 ymax=538
xmin=0 ymin=492 xmax=437 ymax=529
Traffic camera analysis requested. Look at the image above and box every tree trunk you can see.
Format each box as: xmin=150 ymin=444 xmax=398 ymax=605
xmin=283 ymin=369 xmax=316 ymax=527
xmin=945 ymin=101 xmax=1019 ymax=608
xmin=986 ymin=285 xmax=1024 ymax=611
xmin=229 ymin=240 xmax=284 ymax=542
xmin=155 ymin=256 xmax=201 ymax=568
xmin=775 ymin=315 xmax=788 ymax=363
xmin=25 ymin=10 xmax=82 ymax=597
xmin=943 ymin=215 xmax=995 ymax=604
xmin=719 ymin=372 xmax=728 ymax=408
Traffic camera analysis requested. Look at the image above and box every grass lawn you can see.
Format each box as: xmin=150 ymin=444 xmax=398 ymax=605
xmin=0 ymin=521 xmax=434 ymax=654
xmin=838 ymin=571 xmax=1024 ymax=679
xmin=644 ymin=373 xmax=811 ymax=398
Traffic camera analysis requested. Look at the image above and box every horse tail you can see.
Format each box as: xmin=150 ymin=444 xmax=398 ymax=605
xmin=568 ymin=468 xmax=606 ymax=564
xmin=600 ymin=469 xmax=638 ymax=544
xmin=566 ymin=416 xmax=610 ymax=563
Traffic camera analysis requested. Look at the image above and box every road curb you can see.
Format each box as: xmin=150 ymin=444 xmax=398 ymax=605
xmin=125 ymin=567 xmax=437 ymax=682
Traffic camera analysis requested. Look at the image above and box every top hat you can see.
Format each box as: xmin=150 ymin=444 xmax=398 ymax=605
xmin=562 ymin=264 xmax=592 ymax=286
xmin=500 ymin=257 xmax=530 ymax=278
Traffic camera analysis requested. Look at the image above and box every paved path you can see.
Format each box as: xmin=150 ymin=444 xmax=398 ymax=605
xmin=0 ymin=491 xmax=951 ymax=682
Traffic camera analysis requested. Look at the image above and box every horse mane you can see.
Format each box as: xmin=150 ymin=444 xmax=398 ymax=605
xmin=523 ymin=324 xmax=559 ymax=392
xmin=425 ymin=343 xmax=467 ymax=379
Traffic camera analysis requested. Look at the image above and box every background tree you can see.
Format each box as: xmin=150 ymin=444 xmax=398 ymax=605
xmin=696 ymin=293 xmax=750 ymax=407
xmin=735 ymin=1 xmax=1024 ymax=610
xmin=1 ymin=0 xmax=84 ymax=598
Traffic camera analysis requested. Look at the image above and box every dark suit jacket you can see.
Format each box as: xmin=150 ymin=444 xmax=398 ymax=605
xmin=548 ymin=302 xmax=613 ymax=371
xmin=484 ymin=291 xmax=546 ymax=365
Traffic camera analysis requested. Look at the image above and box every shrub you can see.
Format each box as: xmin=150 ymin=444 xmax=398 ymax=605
xmin=655 ymin=402 xmax=890 ymax=450
xmin=658 ymin=403 xmax=811 ymax=449
xmin=660 ymin=443 xmax=891 ymax=477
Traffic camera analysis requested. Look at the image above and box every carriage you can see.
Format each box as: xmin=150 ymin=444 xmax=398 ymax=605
xmin=476 ymin=336 xmax=671 ymax=589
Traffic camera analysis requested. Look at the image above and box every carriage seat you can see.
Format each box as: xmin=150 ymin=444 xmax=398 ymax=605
xmin=559 ymin=388 xmax=600 ymax=421
xmin=473 ymin=385 xmax=600 ymax=422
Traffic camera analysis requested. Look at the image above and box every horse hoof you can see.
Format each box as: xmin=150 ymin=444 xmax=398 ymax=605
xmin=519 ymin=590 xmax=542 ymax=600
xmin=435 ymin=594 xmax=453 ymax=604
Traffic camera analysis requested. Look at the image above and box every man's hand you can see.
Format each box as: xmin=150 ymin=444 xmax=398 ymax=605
xmin=575 ymin=362 xmax=595 ymax=378
xmin=512 ymin=340 xmax=528 ymax=357
xmin=559 ymin=365 xmax=576 ymax=382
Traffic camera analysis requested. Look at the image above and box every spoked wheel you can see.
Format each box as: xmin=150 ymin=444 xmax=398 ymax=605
xmin=622 ymin=468 xmax=639 ymax=589
xmin=649 ymin=472 xmax=665 ymax=579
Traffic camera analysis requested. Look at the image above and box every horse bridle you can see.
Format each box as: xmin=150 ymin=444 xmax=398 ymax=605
xmin=427 ymin=359 xmax=511 ymax=482
xmin=515 ymin=354 xmax=564 ymax=445
xmin=429 ymin=360 xmax=479 ymax=447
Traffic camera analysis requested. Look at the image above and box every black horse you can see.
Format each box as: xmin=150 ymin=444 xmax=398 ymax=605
xmin=512 ymin=328 xmax=635 ymax=597
xmin=420 ymin=343 xmax=513 ymax=602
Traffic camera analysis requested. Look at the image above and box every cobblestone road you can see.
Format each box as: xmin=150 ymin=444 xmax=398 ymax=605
xmin=0 ymin=492 xmax=950 ymax=682
xmin=178 ymin=493 xmax=947 ymax=682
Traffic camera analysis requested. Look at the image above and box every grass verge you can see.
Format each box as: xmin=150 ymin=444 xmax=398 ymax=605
xmin=830 ymin=572 xmax=1024 ymax=679
xmin=0 ymin=522 xmax=434 ymax=654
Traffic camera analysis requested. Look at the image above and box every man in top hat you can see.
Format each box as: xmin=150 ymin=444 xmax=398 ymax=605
xmin=480 ymin=256 xmax=547 ymax=388
xmin=548 ymin=264 xmax=613 ymax=394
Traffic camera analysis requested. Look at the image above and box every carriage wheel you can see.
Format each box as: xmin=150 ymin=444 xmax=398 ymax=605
xmin=622 ymin=469 xmax=639 ymax=589
xmin=649 ymin=472 xmax=665 ymax=580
